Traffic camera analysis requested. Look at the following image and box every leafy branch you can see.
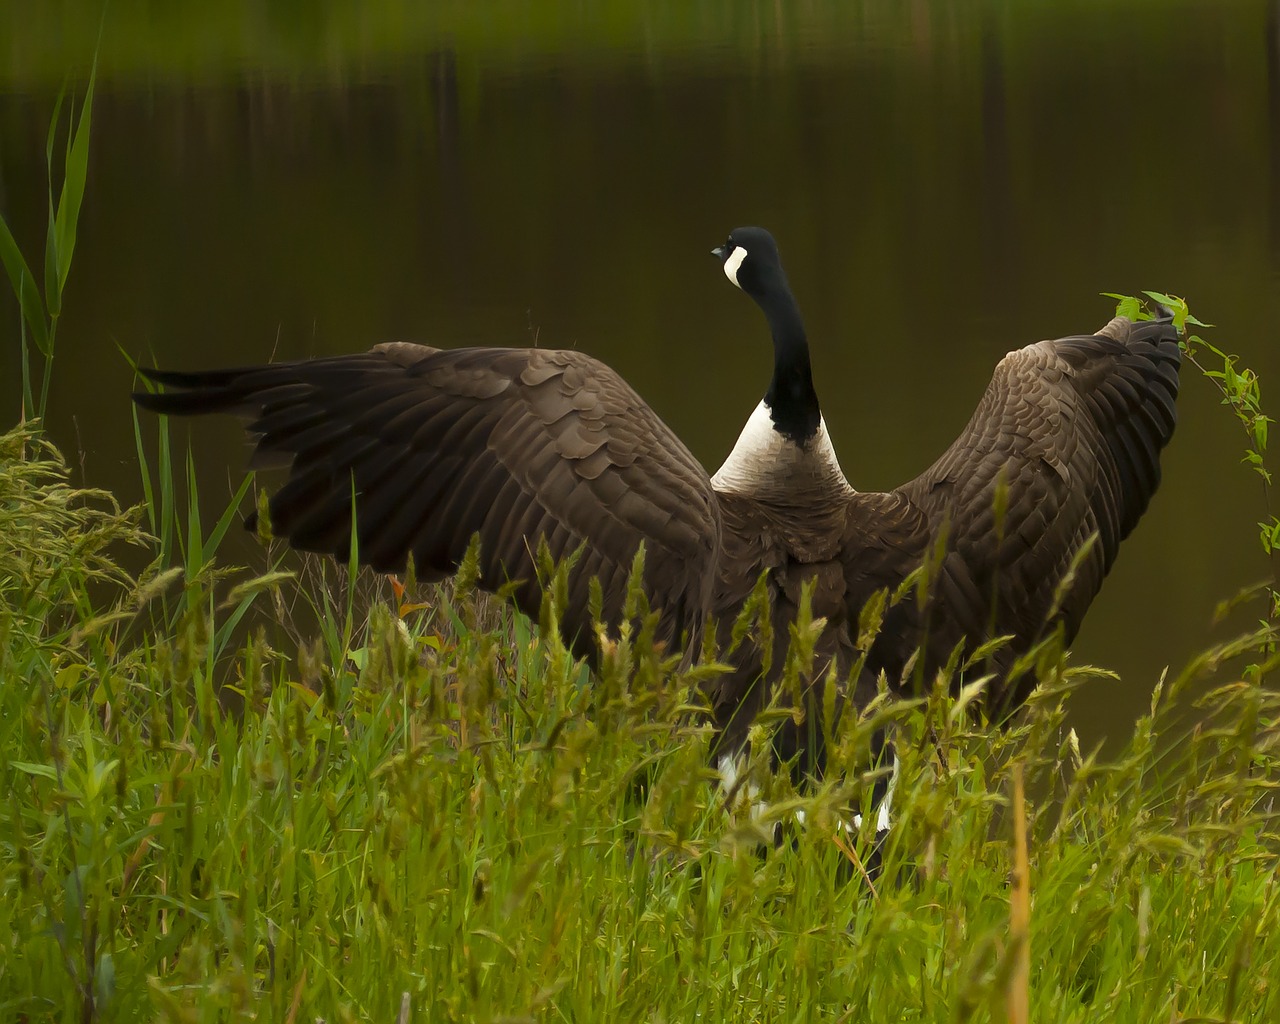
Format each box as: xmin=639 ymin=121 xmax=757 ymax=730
xmin=1110 ymin=290 xmax=1279 ymax=664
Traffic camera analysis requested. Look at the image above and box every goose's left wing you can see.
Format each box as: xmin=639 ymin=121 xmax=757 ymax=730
xmin=842 ymin=313 xmax=1182 ymax=705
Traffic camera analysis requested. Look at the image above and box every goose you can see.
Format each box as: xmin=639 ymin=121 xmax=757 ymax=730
xmin=133 ymin=226 xmax=1182 ymax=802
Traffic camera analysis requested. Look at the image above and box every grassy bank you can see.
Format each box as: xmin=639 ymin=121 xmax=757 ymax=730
xmin=3 ymin=54 xmax=1279 ymax=1024
xmin=1 ymin=421 xmax=1278 ymax=1022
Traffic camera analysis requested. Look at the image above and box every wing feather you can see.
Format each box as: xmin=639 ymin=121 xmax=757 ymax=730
xmin=134 ymin=345 xmax=722 ymax=654
xmin=841 ymin=313 xmax=1181 ymax=706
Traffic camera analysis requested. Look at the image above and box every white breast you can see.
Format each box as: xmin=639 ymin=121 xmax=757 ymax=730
xmin=711 ymin=400 xmax=853 ymax=499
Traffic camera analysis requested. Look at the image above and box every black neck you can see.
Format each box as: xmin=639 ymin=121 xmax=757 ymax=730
xmin=757 ymin=274 xmax=821 ymax=443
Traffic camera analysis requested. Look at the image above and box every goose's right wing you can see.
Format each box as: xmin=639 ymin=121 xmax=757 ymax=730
xmin=134 ymin=344 xmax=722 ymax=652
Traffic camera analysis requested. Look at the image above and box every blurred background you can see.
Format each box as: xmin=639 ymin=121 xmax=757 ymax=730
xmin=1 ymin=1 xmax=1277 ymax=745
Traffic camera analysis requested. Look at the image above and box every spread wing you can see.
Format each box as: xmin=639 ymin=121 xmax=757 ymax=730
xmin=134 ymin=343 xmax=722 ymax=653
xmin=844 ymin=313 xmax=1182 ymax=706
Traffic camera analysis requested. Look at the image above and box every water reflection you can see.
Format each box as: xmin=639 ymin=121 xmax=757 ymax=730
xmin=1 ymin=2 xmax=1276 ymax=746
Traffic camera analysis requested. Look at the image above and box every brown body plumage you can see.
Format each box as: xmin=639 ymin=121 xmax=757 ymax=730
xmin=133 ymin=227 xmax=1181 ymax=774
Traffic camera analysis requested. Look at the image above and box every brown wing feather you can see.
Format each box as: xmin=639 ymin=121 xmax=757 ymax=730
xmin=134 ymin=344 xmax=722 ymax=655
xmin=842 ymin=313 xmax=1182 ymax=706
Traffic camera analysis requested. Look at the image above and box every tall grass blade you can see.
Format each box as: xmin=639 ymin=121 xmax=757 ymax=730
xmin=1007 ymin=763 xmax=1031 ymax=1024
xmin=43 ymin=85 xmax=66 ymax=319
xmin=53 ymin=54 xmax=97 ymax=296
xmin=0 ymin=222 xmax=50 ymax=356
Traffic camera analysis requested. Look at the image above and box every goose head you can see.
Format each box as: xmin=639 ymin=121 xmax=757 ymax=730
xmin=712 ymin=226 xmax=788 ymax=299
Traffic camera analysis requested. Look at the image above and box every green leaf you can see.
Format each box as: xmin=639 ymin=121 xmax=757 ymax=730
xmin=184 ymin=447 xmax=202 ymax=571
xmin=9 ymin=761 xmax=58 ymax=780
xmin=285 ymin=680 xmax=320 ymax=706
xmin=43 ymin=85 xmax=66 ymax=317
xmin=157 ymin=396 xmax=175 ymax=558
xmin=1142 ymin=289 xmax=1181 ymax=309
xmin=94 ymin=951 xmax=116 ymax=1008
xmin=1106 ymin=292 xmax=1142 ymax=321
xmin=43 ymin=219 xmax=59 ymax=319
xmin=43 ymin=86 xmax=66 ymax=171
xmin=201 ymin=471 xmax=254 ymax=565
xmin=0 ymin=216 xmax=50 ymax=355
xmin=53 ymin=56 xmax=97 ymax=295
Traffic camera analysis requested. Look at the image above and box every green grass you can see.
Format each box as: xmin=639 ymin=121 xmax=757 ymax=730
xmin=3 ymin=49 xmax=1279 ymax=1023
xmin=1 ymin=421 xmax=1278 ymax=1023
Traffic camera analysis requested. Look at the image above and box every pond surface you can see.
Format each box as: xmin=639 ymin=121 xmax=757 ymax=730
xmin=2 ymin=1 xmax=1277 ymax=744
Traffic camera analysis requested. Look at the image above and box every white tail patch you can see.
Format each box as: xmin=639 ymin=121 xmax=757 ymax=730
xmin=720 ymin=750 xmax=899 ymax=839
xmin=718 ymin=753 xmax=767 ymax=821
xmin=853 ymin=751 xmax=899 ymax=834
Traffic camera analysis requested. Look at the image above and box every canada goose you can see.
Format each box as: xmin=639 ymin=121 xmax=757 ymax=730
xmin=133 ymin=226 xmax=1181 ymax=786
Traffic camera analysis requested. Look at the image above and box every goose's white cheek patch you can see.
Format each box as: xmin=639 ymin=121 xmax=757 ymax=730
xmin=724 ymin=246 xmax=748 ymax=289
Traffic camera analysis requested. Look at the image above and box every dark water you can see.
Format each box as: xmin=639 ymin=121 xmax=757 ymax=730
xmin=2 ymin=2 xmax=1277 ymax=743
